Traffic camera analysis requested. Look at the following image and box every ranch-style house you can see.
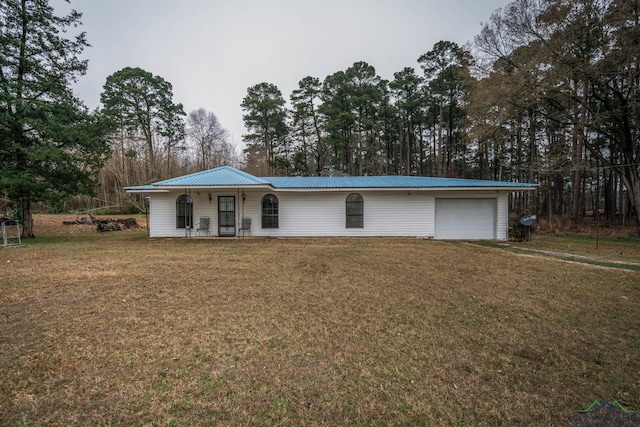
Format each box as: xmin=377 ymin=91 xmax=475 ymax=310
xmin=125 ymin=166 xmax=537 ymax=240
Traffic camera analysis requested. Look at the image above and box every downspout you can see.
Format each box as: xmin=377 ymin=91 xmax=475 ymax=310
xmin=144 ymin=195 xmax=150 ymax=237
xmin=185 ymin=189 xmax=192 ymax=236
xmin=188 ymin=189 xmax=192 ymax=229
xmin=241 ymin=188 xmax=246 ymax=238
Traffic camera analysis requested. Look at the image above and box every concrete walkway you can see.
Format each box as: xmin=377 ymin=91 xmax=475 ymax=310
xmin=475 ymin=242 xmax=640 ymax=272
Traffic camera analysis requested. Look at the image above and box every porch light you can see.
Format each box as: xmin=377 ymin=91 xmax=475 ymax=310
xmin=208 ymin=193 xmax=212 ymax=203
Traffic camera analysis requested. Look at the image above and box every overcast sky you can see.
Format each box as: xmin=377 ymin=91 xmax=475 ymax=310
xmin=53 ymin=0 xmax=509 ymax=151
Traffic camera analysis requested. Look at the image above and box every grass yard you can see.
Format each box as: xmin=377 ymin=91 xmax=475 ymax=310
xmin=509 ymin=234 xmax=640 ymax=265
xmin=1 ymin=215 xmax=639 ymax=425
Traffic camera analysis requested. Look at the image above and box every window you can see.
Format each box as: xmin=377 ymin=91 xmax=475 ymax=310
xmin=261 ymin=194 xmax=279 ymax=228
xmin=176 ymin=195 xmax=193 ymax=229
xmin=346 ymin=193 xmax=363 ymax=228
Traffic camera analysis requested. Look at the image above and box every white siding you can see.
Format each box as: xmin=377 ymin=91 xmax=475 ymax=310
xmin=244 ymin=190 xmax=433 ymax=237
xmin=148 ymin=189 xmax=511 ymax=239
xmin=496 ymin=192 xmax=508 ymax=241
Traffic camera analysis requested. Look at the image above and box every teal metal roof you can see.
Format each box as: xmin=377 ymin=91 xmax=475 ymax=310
xmin=125 ymin=166 xmax=537 ymax=192
xmin=267 ymin=176 xmax=536 ymax=189
xmin=152 ymin=166 xmax=269 ymax=187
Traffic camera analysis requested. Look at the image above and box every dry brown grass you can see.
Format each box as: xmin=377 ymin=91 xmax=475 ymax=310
xmin=1 ymin=215 xmax=639 ymax=425
xmin=509 ymin=234 xmax=640 ymax=265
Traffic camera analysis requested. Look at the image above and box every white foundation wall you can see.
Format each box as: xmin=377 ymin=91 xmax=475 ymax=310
xmin=148 ymin=189 xmax=509 ymax=239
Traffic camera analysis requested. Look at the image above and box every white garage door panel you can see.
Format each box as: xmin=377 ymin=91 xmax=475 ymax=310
xmin=435 ymin=199 xmax=496 ymax=240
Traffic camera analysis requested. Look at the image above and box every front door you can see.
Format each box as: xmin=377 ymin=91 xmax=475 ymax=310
xmin=218 ymin=196 xmax=236 ymax=237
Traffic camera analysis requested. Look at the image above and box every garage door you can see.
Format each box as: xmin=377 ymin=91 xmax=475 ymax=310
xmin=435 ymin=198 xmax=496 ymax=240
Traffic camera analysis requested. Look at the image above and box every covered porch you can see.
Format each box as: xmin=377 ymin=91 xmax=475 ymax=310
xmin=160 ymin=188 xmax=257 ymax=238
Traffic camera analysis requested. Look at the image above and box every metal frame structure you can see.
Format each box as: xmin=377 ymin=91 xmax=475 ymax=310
xmin=2 ymin=221 xmax=21 ymax=247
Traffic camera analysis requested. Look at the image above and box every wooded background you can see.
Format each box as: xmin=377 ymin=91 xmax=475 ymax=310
xmin=5 ymin=0 xmax=636 ymax=235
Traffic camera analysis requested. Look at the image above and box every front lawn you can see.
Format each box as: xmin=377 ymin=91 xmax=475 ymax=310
xmin=1 ymin=216 xmax=638 ymax=425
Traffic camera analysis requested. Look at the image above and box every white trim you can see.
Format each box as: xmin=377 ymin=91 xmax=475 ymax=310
xmin=136 ymin=185 xmax=535 ymax=193
xmin=151 ymin=185 xmax=273 ymax=191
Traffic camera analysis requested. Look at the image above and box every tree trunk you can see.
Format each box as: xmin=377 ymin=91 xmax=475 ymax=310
xmin=570 ymin=134 xmax=583 ymax=230
xmin=438 ymin=99 xmax=444 ymax=177
xmin=528 ymin=109 xmax=537 ymax=212
xmin=633 ymin=183 xmax=640 ymax=238
xmin=21 ymin=198 xmax=35 ymax=239
xmin=418 ymin=123 xmax=425 ymax=176
xmin=447 ymin=99 xmax=454 ymax=177
xmin=620 ymin=172 xmax=640 ymax=238
xmin=143 ymin=128 xmax=155 ymax=181
xmin=406 ymin=123 xmax=411 ymax=176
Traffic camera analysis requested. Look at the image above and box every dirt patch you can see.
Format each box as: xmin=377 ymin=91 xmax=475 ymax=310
xmin=33 ymin=214 xmax=147 ymax=237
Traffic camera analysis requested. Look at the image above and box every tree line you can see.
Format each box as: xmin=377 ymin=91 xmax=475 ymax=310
xmin=241 ymin=0 xmax=640 ymax=235
xmin=0 ymin=0 xmax=240 ymax=237
xmin=1 ymin=0 xmax=638 ymax=237
xmin=97 ymin=67 xmax=240 ymax=211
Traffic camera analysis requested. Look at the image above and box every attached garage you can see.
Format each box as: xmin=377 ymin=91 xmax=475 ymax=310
xmin=434 ymin=198 xmax=496 ymax=240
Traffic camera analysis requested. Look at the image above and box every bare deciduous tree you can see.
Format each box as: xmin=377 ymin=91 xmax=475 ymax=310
xmin=187 ymin=108 xmax=231 ymax=169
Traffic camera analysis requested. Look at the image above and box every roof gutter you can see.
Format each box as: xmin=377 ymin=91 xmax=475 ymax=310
xmin=125 ymin=184 xmax=537 ymax=193
xmin=270 ymin=186 xmax=538 ymax=192
xmin=124 ymin=188 xmax=170 ymax=193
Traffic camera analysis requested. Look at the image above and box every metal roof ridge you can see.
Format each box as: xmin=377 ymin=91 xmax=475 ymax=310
xmin=221 ymin=166 xmax=270 ymax=184
xmin=152 ymin=165 xmax=268 ymax=186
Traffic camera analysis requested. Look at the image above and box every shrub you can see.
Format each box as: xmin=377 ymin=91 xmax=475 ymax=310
xmin=510 ymin=219 xmax=533 ymax=242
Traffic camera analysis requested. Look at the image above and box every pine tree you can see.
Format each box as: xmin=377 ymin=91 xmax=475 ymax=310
xmin=0 ymin=0 xmax=111 ymax=237
xmin=241 ymin=83 xmax=288 ymax=176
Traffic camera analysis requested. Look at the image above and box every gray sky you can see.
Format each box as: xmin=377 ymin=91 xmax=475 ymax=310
xmin=54 ymin=0 xmax=509 ymax=151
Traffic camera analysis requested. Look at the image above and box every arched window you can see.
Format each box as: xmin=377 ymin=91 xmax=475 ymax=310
xmin=261 ymin=194 xmax=279 ymax=228
xmin=176 ymin=195 xmax=193 ymax=229
xmin=346 ymin=193 xmax=363 ymax=228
